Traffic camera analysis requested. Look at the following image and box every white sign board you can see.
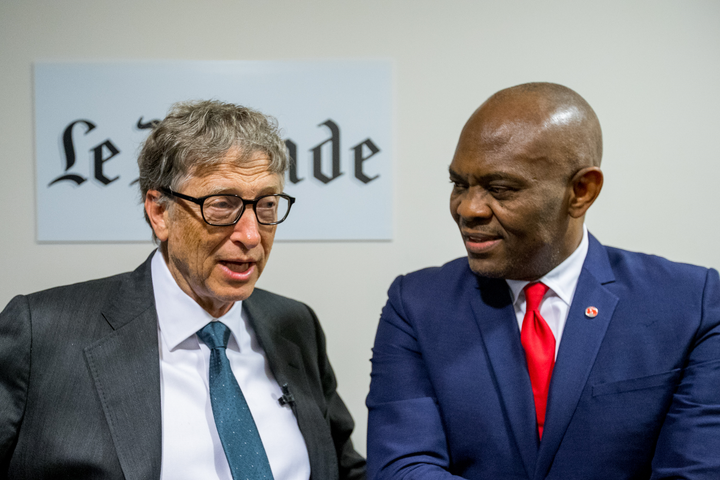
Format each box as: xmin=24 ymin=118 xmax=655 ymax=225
xmin=34 ymin=61 xmax=393 ymax=241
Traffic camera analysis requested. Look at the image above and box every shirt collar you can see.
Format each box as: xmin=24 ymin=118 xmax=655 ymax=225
xmin=506 ymin=225 xmax=589 ymax=306
xmin=151 ymin=249 xmax=244 ymax=351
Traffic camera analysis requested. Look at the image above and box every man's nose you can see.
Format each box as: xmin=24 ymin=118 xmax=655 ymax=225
xmin=457 ymin=188 xmax=493 ymax=221
xmin=230 ymin=207 xmax=262 ymax=247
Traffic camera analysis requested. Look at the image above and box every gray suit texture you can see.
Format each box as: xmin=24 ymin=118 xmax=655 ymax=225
xmin=0 ymin=254 xmax=366 ymax=480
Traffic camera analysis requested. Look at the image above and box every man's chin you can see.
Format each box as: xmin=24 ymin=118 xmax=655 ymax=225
xmin=466 ymin=257 xmax=506 ymax=279
xmin=468 ymin=258 xmax=550 ymax=282
xmin=221 ymin=287 xmax=255 ymax=302
xmin=209 ymin=280 xmax=258 ymax=304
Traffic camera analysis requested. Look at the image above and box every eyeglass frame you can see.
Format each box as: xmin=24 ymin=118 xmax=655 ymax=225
xmin=159 ymin=187 xmax=296 ymax=226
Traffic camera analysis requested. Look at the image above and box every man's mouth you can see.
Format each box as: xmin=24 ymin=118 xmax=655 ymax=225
xmin=220 ymin=260 xmax=253 ymax=273
xmin=463 ymin=232 xmax=502 ymax=253
xmin=218 ymin=260 xmax=257 ymax=281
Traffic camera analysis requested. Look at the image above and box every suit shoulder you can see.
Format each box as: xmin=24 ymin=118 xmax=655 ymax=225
xmin=604 ymin=245 xmax=713 ymax=285
xmin=600 ymin=245 xmax=718 ymax=309
xmin=387 ymin=257 xmax=474 ymax=305
xmin=396 ymin=256 xmax=469 ymax=282
xmin=393 ymin=256 xmax=471 ymax=287
xmin=17 ymin=271 xmax=133 ymax=313
xmin=1 ymin=268 xmax=143 ymax=346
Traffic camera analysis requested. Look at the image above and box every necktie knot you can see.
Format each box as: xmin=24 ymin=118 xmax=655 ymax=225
xmin=197 ymin=321 xmax=232 ymax=350
xmin=524 ymin=282 xmax=549 ymax=313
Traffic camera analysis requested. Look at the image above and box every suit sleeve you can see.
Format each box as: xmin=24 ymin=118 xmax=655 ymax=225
xmin=0 ymin=296 xmax=31 ymax=470
xmin=308 ymin=305 xmax=367 ymax=480
xmin=366 ymin=276 xmax=467 ymax=480
xmin=651 ymin=268 xmax=720 ymax=479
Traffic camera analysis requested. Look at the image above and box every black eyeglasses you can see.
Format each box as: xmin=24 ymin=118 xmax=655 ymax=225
xmin=160 ymin=187 xmax=296 ymax=226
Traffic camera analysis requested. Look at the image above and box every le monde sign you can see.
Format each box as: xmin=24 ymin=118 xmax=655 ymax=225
xmin=34 ymin=61 xmax=392 ymax=242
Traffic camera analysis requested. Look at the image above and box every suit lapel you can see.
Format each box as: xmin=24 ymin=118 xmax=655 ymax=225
xmin=244 ymin=293 xmax=337 ymax=480
xmin=470 ymin=276 xmax=539 ymax=479
xmin=534 ymin=235 xmax=618 ymax=479
xmin=83 ymin=256 xmax=163 ymax=480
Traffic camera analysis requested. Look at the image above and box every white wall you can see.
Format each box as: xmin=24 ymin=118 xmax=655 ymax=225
xmin=2 ymin=0 xmax=719 ymax=456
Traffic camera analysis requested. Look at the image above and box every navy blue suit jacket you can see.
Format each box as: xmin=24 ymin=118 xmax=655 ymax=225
xmin=367 ymin=234 xmax=720 ymax=479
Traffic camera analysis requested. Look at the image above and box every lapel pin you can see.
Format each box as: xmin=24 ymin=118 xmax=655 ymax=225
xmin=585 ymin=306 xmax=598 ymax=318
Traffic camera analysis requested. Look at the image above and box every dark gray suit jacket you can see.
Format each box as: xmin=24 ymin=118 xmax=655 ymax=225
xmin=0 ymin=255 xmax=366 ymax=480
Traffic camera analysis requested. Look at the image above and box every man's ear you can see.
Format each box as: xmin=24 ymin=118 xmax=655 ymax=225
xmin=568 ymin=167 xmax=603 ymax=218
xmin=145 ymin=190 xmax=170 ymax=242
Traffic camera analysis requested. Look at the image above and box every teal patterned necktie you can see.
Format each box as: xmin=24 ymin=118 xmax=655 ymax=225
xmin=197 ymin=321 xmax=274 ymax=480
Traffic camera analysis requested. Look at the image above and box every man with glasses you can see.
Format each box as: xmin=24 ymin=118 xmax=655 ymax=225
xmin=0 ymin=100 xmax=366 ymax=480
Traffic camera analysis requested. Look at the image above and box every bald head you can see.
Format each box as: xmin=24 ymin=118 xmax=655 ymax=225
xmin=449 ymin=82 xmax=605 ymax=280
xmin=463 ymin=82 xmax=603 ymax=174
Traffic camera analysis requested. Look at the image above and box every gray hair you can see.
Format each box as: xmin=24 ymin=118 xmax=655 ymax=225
xmin=137 ymin=99 xmax=288 ymax=229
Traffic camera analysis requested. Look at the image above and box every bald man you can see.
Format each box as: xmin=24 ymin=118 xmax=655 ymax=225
xmin=366 ymin=83 xmax=720 ymax=480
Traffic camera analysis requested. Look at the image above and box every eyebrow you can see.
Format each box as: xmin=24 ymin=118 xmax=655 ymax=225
xmin=448 ymin=167 xmax=464 ymax=180
xmin=449 ymin=168 xmax=524 ymax=184
xmin=202 ymin=183 xmax=282 ymax=196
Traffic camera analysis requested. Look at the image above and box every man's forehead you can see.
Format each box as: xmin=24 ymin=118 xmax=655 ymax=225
xmin=459 ymin=105 xmax=572 ymax=164
xmin=216 ymin=146 xmax=270 ymax=164
xmin=450 ymin=151 xmax=544 ymax=178
xmin=458 ymin=119 xmax=551 ymax=161
xmin=472 ymin=103 xmax=548 ymax=139
xmin=451 ymin=125 xmax=561 ymax=181
xmin=190 ymin=149 xmax=272 ymax=175
xmin=183 ymin=154 xmax=282 ymax=190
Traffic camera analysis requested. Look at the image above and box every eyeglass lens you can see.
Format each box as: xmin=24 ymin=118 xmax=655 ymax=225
xmin=203 ymin=195 xmax=290 ymax=225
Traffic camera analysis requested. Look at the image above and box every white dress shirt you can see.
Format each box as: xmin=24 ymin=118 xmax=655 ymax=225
xmin=151 ymin=250 xmax=311 ymax=480
xmin=506 ymin=226 xmax=589 ymax=358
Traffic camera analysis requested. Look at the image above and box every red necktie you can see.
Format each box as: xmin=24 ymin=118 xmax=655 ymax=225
xmin=520 ymin=282 xmax=554 ymax=439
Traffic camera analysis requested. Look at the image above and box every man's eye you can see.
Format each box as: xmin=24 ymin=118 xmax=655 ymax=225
xmin=208 ymin=201 xmax=230 ymax=209
xmin=488 ymin=186 xmax=514 ymax=197
xmin=206 ymin=197 xmax=238 ymax=210
xmin=450 ymin=180 xmax=468 ymax=190
xmin=257 ymin=198 xmax=277 ymax=209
